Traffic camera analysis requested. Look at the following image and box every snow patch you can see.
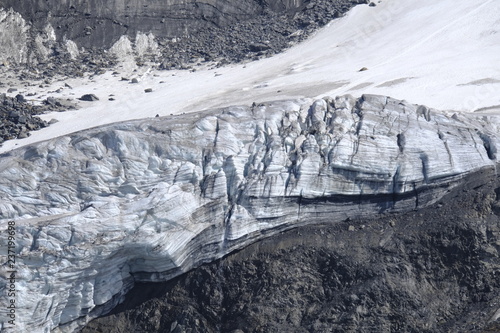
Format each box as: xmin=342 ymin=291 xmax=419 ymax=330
xmin=135 ymin=32 xmax=159 ymax=58
xmin=0 ymin=8 xmax=29 ymax=64
xmin=65 ymin=39 xmax=79 ymax=60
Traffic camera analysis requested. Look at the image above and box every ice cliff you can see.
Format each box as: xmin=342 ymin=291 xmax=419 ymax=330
xmin=0 ymin=94 xmax=499 ymax=332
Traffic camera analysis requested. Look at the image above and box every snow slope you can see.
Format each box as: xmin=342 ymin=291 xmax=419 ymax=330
xmin=1 ymin=0 xmax=499 ymax=153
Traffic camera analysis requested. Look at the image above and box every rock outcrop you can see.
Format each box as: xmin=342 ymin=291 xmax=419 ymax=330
xmin=0 ymin=95 xmax=499 ymax=332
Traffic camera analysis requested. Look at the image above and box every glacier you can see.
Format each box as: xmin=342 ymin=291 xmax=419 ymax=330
xmin=0 ymin=94 xmax=499 ymax=332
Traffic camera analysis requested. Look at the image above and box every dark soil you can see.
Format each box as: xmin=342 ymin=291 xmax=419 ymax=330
xmin=81 ymin=169 xmax=500 ymax=332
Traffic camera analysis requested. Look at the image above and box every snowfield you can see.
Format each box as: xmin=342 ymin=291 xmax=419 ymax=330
xmin=0 ymin=0 xmax=499 ymax=154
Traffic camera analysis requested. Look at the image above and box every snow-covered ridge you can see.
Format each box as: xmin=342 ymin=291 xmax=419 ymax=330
xmin=0 ymin=94 xmax=499 ymax=332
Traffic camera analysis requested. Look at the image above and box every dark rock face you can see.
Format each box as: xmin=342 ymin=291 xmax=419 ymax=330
xmin=0 ymin=0 xmax=367 ymax=72
xmin=0 ymin=0 xmax=305 ymax=49
xmin=81 ymin=168 xmax=500 ymax=333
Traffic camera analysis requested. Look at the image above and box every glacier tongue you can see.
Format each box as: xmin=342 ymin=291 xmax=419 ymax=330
xmin=0 ymin=95 xmax=499 ymax=332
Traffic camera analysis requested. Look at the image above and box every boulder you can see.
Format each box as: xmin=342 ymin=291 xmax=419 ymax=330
xmin=15 ymin=94 xmax=26 ymax=103
xmin=79 ymin=94 xmax=99 ymax=101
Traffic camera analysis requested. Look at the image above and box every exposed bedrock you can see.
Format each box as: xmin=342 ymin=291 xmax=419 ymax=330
xmin=0 ymin=94 xmax=499 ymax=332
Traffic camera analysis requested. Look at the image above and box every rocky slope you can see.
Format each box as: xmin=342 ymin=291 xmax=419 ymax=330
xmin=0 ymin=93 xmax=78 ymax=144
xmin=0 ymin=94 xmax=499 ymax=332
xmin=0 ymin=0 xmax=367 ymax=75
xmin=1 ymin=0 xmax=306 ymax=49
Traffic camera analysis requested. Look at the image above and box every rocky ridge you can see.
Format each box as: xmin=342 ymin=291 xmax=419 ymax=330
xmin=0 ymin=94 xmax=499 ymax=332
